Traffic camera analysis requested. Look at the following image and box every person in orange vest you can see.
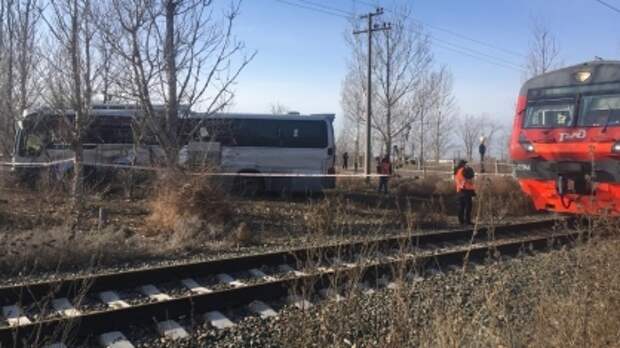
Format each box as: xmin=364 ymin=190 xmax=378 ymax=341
xmin=377 ymin=155 xmax=392 ymax=194
xmin=454 ymin=159 xmax=476 ymax=225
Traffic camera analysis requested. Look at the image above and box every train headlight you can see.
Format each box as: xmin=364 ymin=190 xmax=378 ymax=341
xmin=612 ymin=142 xmax=620 ymax=153
xmin=520 ymin=141 xmax=535 ymax=153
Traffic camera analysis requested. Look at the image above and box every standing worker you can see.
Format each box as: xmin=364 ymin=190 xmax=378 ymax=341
xmin=454 ymin=159 xmax=476 ymax=225
xmin=479 ymin=136 xmax=487 ymax=173
xmin=342 ymin=152 xmax=349 ymax=170
xmin=377 ymin=155 xmax=392 ymax=194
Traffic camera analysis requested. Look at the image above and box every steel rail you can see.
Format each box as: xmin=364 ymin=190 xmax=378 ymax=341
xmin=0 ymin=219 xmax=558 ymax=305
xmin=0 ymin=220 xmax=578 ymax=347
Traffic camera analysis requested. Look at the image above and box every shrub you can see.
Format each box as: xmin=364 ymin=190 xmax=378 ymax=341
xmin=397 ymin=197 xmax=449 ymax=231
xmin=303 ymin=195 xmax=351 ymax=236
xmin=395 ymin=176 xmax=443 ymax=198
xmin=147 ymin=171 xmax=232 ymax=233
xmin=475 ymin=176 xmax=536 ymax=221
xmin=231 ymin=222 xmax=261 ymax=246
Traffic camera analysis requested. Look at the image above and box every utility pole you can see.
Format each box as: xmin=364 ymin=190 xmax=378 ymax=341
xmin=354 ymin=8 xmax=390 ymax=181
xmin=420 ymin=108 xmax=425 ymax=177
xmin=385 ymin=32 xmax=391 ymax=157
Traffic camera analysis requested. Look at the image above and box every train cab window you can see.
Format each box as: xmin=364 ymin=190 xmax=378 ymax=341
xmin=578 ymin=94 xmax=620 ymax=127
xmin=524 ymin=104 xmax=575 ymax=128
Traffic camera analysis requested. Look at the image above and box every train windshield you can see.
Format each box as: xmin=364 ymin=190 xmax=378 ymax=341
xmin=524 ymin=103 xmax=575 ymax=128
xmin=578 ymin=94 xmax=620 ymax=127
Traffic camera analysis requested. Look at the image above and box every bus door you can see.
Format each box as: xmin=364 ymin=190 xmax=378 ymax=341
xmin=185 ymin=126 xmax=222 ymax=168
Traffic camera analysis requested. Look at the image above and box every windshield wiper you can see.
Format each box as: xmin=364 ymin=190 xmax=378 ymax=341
xmin=602 ymin=104 xmax=613 ymax=133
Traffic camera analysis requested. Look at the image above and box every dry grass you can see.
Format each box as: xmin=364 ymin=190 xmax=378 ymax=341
xmin=394 ymin=176 xmax=455 ymax=198
xmin=396 ymin=197 xmax=449 ymax=230
xmin=475 ymin=176 xmax=537 ymax=222
xmin=146 ymin=172 xmax=232 ymax=233
xmin=335 ymin=176 xmax=373 ymax=193
xmin=0 ymin=225 xmax=147 ymax=275
xmin=303 ymin=194 xmax=355 ymax=236
xmin=0 ymin=171 xmax=537 ymax=277
xmin=0 ymin=171 xmax=239 ymax=274
xmin=275 ymin=217 xmax=620 ymax=348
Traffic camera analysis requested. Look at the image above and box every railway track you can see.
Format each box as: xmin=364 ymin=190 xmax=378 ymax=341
xmin=0 ymin=218 xmax=577 ymax=347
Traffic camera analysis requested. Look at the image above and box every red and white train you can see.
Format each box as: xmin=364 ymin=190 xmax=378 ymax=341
xmin=510 ymin=60 xmax=620 ymax=215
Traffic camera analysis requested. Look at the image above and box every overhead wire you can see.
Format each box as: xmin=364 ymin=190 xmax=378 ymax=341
xmin=285 ymin=0 xmax=355 ymax=17
xmin=272 ymin=0 xmax=351 ymax=19
xmin=355 ymin=0 xmax=527 ymax=59
xmin=594 ymin=0 xmax=620 ymax=13
xmin=273 ymin=0 xmax=525 ymax=72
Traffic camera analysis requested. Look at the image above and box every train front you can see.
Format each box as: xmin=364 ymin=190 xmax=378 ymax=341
xmin=509 ymin=61 xmax=620 ymax=215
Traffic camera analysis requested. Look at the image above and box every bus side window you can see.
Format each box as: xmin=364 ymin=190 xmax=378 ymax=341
xmin=280 ymin=121 xmax=327 ymax=148
xmin=26 ymin=134 xmax=45 ymax=155
xmin=199 ymin=126 xmax=209 ymax=141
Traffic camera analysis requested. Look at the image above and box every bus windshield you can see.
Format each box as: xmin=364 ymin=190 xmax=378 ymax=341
xmin=578 ymin=94 xmax=620 ymax=127
xmin=524 ymin=103 xmax=575 ymax=128
xmin=17 ymin=116 xmax=68 ymax=157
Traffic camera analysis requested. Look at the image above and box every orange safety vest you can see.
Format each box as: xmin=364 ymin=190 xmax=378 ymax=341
xmin=455 ymin=167 xmax=475 ymax=192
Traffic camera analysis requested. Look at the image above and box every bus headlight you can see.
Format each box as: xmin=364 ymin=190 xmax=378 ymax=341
xmin=612 ymin=142 xmax=620 ymax=153
xmin=520 ymin=141 xmax=535 ymax=153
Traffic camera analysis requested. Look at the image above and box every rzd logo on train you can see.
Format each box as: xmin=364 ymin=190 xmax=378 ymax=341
xmin=559 ymin=129 xmax=586 ymax=142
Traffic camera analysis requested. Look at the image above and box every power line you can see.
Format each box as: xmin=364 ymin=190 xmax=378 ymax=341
xmin=288 ymin=0 xmax=353 ymax=17
xmin=404 ymin=25 xmax=524 ymax=70
xmin=432 ymin=42 xmax=523 ymax=72
xmin=355 ymin=0 xmax=526 ymax=59
xmin=272 ymin=0 xmax=525 ymax=72
xmin=273 ymin=0 xmax=350 ymax=18
xmin=595 ymin=0 xmax=620 ymax=13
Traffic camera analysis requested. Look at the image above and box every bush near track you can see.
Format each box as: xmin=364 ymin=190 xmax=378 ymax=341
xmin=0 ymin=173 xmax=538 ymax=275
xmin=146 ymin=172 xmax=232 ymax=234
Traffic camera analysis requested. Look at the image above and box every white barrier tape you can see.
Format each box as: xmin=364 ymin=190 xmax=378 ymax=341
xmin=0 ymin=158 xmax=76 ymax=168
xmin=83 ymin=161 xmax=390 ymax=177
xmin=1 ymin=159 xmax=390 ymax=178
xmin=0 ymin=159 xmax=514 ymax=178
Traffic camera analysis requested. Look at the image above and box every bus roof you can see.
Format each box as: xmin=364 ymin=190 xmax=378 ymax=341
xmin=22 ymin=106 xmax=335 ymax=123
xmin=22 ymin=104 xmax=190 ymax=119
xmin=520 ymin=60 xmax=620 ymax=96
xmin=192 ymin=112 xmax=335 ymax=122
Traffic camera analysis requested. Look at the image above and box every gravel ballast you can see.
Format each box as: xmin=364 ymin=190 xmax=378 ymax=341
xmin=108 ymin=236 xmax=620 ymax=348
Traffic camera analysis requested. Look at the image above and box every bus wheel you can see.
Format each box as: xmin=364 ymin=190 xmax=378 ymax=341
xmin=234 ymin=176 xmax=264 ymax=196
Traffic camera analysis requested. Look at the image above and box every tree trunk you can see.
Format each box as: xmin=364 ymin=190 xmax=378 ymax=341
xmin=70 ymin=0 xmax=83 ymax=233
xmin=164 ymin=0 xmax=178 ymax=167
xmin=4 ymin=0 xmax=15 ymax=156
xmin=385 ymin=34 xmax=391 ymax=158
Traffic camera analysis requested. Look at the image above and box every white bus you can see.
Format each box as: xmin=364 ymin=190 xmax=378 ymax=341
xmin=12 ymin=105 xmax=336 ymax=193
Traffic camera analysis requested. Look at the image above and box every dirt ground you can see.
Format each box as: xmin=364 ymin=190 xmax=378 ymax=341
xmin=0 ymin=171 xmax=538 ymax=278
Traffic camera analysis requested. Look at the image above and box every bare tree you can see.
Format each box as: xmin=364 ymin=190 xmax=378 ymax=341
xmin=456 ymin=113 xmax=501 ymax=161
xmin=427 ymin=67 xmax=455 ymax=162
xmin=0 ymin=0 xmax=42 ymax=157
xmin=525 ymin=16 xmax=561 ymax=79
xmin=101 ymin=0 xmax=255 ymax=167
xmin=0 ymin=0 xmax=16 ymax=156
xmin=43 ymin=0 xmax=98 ymax=231
xmin=15 ymin=0 xmax=41 ymax=113
xmin=340 ymin=68 xmax=365 ymax=169
xmin=270 ymin=102 xmax=290 ymax=115
xmin=342 ymin=7 xmax=433 ymax=160
xmin=372 ymin=9 xmax=433 ymax=158
xmin=494 ymin=124 xmax=512 ymax=161
xmin=412 ymin=70 xmax=444 ymax=169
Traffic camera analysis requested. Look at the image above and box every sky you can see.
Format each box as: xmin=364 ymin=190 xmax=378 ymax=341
xmin=223 ymin=0 xmax=620 ymax=135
